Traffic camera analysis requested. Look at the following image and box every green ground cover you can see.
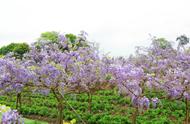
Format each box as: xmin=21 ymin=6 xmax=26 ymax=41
xmin=0 ymin=89 xmax=188 ymax=124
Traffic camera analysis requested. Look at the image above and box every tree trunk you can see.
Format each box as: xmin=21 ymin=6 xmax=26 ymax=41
xmin=132 ymin=107 xmax=138 ymax=124
xmin=16 ymin=93 xmax=21 ymax=111
xmin=52 ymin=90 xmax=64 ymax=124
xmin=186 ymin=98 xmax=189 ymax=124
xmin=57 ymin=101 xmax=64 ymax=124
xmin=88 ymin=92 xmax=92 ymax=113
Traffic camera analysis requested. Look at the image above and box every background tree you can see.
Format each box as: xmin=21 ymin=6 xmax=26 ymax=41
xmin=152 ymin=37 xmax=173 ymax=49
xmin=0 ymin=43 xmax=29 ymax=59
xmin=38 ymin=31 xmax=59 ymax=43
xmin=176 ymin=35 xmax=189 ymax=51
xmin=65 ymin=33 xmax=77 ymax=44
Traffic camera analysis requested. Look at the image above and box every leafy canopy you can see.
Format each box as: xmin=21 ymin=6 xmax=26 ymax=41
xmin=0 ymin=43 xmax=29 ymax=59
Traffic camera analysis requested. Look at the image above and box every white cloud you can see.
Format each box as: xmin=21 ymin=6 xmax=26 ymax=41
xmin=0 ymin=0 xmax=190 ymax=56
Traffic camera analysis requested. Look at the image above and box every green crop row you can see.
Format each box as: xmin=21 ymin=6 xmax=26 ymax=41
xmin=0 ymin=90 xmax=188 ymax=123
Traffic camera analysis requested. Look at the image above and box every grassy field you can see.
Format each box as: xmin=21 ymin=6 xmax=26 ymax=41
xmin=0 ymin=89 xmax=188 ymax=124
xmin=22 ymin=118 xmax=47 ymax=124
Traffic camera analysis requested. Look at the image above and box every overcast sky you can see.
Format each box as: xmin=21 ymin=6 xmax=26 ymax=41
xmin=0 ymin=0 xmax=190 ymax=56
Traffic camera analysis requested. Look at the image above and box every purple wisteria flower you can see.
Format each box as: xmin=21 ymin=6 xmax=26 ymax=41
xmin=1 ymin=110 xmax=24 ymax=124
xmin=151 ymin=97 xmax=159 ymax=108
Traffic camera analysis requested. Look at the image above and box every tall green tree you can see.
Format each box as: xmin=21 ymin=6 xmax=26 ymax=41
xmin=152 ymin=38 xmax=172 ymax=49
xmin=65 ymin=33 xmax=77 ymax=43
xmin=176 ymin=35 xmax=189 ymax=50
xmin=38 ymin=31 xmax=59 ymax=43
xmin=0 ymin=43 xmax=30 ymax=59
